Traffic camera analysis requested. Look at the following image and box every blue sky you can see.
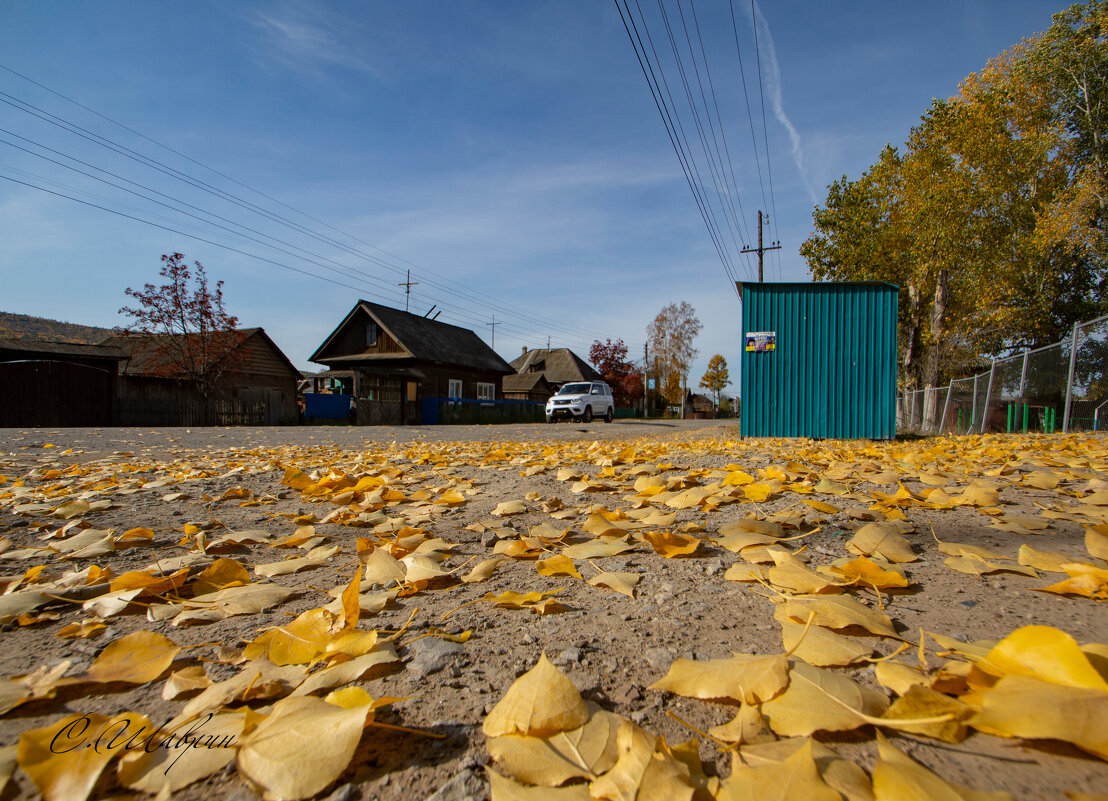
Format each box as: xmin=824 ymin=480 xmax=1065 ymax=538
xmin=0 ymin=0 xmax=1068 ymax=395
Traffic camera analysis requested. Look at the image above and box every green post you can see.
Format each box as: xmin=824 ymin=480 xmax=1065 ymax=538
xmin=1006 ymin=403 xmax=1013 ymax=433
xmin=1023 ymin=403 xmax=1029 ymax=432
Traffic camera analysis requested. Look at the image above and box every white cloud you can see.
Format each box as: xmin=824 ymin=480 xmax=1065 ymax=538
xmin=750 ymin=1 xmax=819 ymax=205
xmin=248 ymin=2 xmax=387 ymax=83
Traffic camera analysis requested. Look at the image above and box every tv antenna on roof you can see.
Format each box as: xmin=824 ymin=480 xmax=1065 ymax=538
xmin=398 ymin=269 xmax=419 ymax=311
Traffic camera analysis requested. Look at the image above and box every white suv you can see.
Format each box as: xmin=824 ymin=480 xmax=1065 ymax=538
xmin=546 ymin=381 xmax=614 ymax=423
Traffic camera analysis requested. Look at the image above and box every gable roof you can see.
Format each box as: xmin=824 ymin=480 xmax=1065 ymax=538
xmin=510 ymin=348 xmax=601 ymax=384
xmin=100 ymin=328 xmax=299 ymax=379
xmin=310 ymin=300 xmax=513 ymax=374
xmin=503 ymin=372 xmax=552 ymax=393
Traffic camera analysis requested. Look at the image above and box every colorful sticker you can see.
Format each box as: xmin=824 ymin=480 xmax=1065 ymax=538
xmin=745 ymin=331 xmax=776 ymax=352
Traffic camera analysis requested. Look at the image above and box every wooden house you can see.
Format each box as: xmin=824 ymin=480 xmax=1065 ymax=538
xmin=308 ymin=300 xmax=514 ymax=425
xmin=101 ymin=327 xmax=300 ymax=425
xmin=502 ymin=371 xmax=554 ymax=402
xmin=510 ymin=347 xmax=601 ymax=392
xmin=684 ymin=392 xmax=716 ymax=419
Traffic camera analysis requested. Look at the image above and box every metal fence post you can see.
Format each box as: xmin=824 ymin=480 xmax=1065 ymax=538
xmin=1063 ymin=321 xmax=1080 ymax=434
xmin=980 ymin=359 xmax=997 ymax=435
xmin=971 ymin=374 xmax=979 ymax=432
xmin=940 ymin=380 xmax=954 ymax=433
xmin=1018 ymin=347 xmax=1029 ymax=399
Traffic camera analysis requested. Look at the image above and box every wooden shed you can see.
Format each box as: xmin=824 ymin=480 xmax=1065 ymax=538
xmin=101 ymin=328 xmax=300 ymax=425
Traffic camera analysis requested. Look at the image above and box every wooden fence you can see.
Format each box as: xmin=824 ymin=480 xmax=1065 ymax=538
xmin=116 ymin=397 xmax=267 ymax=427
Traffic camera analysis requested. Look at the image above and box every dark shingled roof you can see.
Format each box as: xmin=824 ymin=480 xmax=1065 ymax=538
xmin=311 ymin=301 xmax=513 ymax=374
xmin=509 ymin=348 xmax=601 ymax=385
xmin=0 ymin=338 xmax=126 ymax=362
xmin=502 ymin=372 xmax=550 ymax=393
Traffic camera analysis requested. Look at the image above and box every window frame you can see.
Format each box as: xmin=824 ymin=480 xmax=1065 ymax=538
xmin=477 ymin=382 xmax=495 ymax=401
xmin=448 ymin=379 xmax=463 ymax=399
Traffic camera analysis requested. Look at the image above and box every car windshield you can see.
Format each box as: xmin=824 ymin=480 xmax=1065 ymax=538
xmin=558 ymin=383 xmax=592 ymax=395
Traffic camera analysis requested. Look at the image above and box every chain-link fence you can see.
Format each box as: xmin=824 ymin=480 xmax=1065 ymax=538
xmin=896 ymin=312 xmax=1108 ymax=435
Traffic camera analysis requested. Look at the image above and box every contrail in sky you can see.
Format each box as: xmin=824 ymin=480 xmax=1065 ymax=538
xmin=751 ymin=1 xmax=818 ymax=204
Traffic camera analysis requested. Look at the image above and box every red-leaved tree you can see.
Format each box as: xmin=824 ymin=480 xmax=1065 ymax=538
xmin=119 ymin=253 xmax=246 ymax=398
xmin=589 ymin=338 xmax=642 ymax=405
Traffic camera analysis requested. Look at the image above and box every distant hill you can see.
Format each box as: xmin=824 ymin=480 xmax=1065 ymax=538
xmin=0 ymin=311 xmax=116 ymax=344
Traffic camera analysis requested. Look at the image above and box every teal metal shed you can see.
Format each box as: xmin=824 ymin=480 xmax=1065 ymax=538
xmin=739 ymin=281 xmax=899 ymax=439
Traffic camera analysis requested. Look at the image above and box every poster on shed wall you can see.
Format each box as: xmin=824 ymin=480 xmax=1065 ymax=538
xmin=745 ymin=331 xmax=776 ymax=352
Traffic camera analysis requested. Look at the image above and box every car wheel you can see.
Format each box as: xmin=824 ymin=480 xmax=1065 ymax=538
xmin=582 ymin=406 xmax=593 ymax=423
xmin=546 ymin=415 xmax=554 ymax=423
xmin=604 ymin=407 xmax=613 ymax=423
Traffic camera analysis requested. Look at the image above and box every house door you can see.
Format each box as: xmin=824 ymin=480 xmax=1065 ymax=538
xmin=402 ymin=381 xmax=421 ymax=425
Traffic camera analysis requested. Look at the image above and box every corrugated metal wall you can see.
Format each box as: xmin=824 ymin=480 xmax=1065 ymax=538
xmin=740 ymin=282 xmax=898 ymax=439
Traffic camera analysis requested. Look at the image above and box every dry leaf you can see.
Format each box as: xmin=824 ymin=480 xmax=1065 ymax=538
xmin=237 ymin=695 xmax=370 ymax=801
xmin=254 ymin=545 xmax=338 ymax=577
xmin=86 ymin=631 xmax=180 ymax=684
xmin=486 ymin=705 xmax=621 ymax=785
xmin=482 ymin=654 xmax=589 ymax=737
xmin=192 ymin=558 xmax=250 ymax=596
xmin=642 ymin=530 xmax=701 ymax=558
xmin=19 ymin=712 xmax=150 ymax=801
xmin=117 ymin=710 xmax=243 ymax=793
xmin=881 ymin=684 xmax=971 ymax=742
xmin=363 ymin=546 xmax=406 ymax=586
xmin=289 ymin=645 xmax=400 ymax=697
xmin=1034 ymin=563 xmax=1108 ymax=600
xmin=162 ymin=665 xmax=211 ymax=701
xmin=588 ymin=719 xmax=695 ymax=801
xmin=781 ymin=620 xmax=873 ymax=667
xmin=493 ymin=500 xmax=528 ymax=516
xmin=587 ymin=570 xmax=640 ymax=598
xmin=718 ymin=738 xmax=841 ymax=801
xmin=847 ymin=522 xmax=916 ymax=563
xmin=649 ymin=652 xmax=788 ymax=704
xmin=761 ymin=661 xmax=889 ymax=736
xmin=536 ymin=554 xmax=582 ymax=579
xmin=976 ymin=625 xmax=1108 ymax=691
xmin=779 ymin=594 xmax=898 ymax=638
xmin=243 ymin=608 xmax=332 ymax=666
xmin=485 ymin=768 xmax=592 ymax=800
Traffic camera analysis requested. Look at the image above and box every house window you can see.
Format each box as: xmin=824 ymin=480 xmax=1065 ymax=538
xmin=477 ymin=382 xmax=495 ymax=401
xmin=448 ymin=379 xmax=463 ymax=398
xmin=359 ymin=375 xmax=400 ymax=403
xmin=365 ymin=322 xmax=378 ymax=347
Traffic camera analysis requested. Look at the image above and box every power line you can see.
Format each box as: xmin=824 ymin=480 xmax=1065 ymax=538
xmin=617 ymin=0 xmax=749 ymax=291
xmin=728 ymin=0 xmax=769 ymax=216
xmin=615 ymin=0 xmax=793 ymax=293
xmin=748 ymin=0 xmax=782 ymax=281
xmin=0 ymin=77 xmax=602 ymax=345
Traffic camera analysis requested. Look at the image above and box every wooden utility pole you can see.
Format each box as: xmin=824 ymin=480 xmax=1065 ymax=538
xmin=740 ymin=211 xmax=781 ymax=282
xmin=486 ymin=315 xmax=499 ymax=349
xmin=398 ymin=269 xmax=419 ymax=311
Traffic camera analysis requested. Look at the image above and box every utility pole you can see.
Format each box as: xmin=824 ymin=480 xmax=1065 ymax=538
xmin=486 ymin=315 xmax=499 ymax=349
xmin=398 ymin=269 xmax=419 ymax=312
xmin=644 ymin=342 xmax=649 ymax=418
xmin=740 ymin=211 xmax=782 ymax=282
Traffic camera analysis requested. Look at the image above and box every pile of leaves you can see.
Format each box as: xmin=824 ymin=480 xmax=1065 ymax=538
xmin=0 ymin=428 xmax=1105 ymax=800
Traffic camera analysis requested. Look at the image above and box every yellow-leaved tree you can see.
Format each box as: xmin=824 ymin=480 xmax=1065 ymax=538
xmin=801 ymin=2 xmax=1108 ymax=429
